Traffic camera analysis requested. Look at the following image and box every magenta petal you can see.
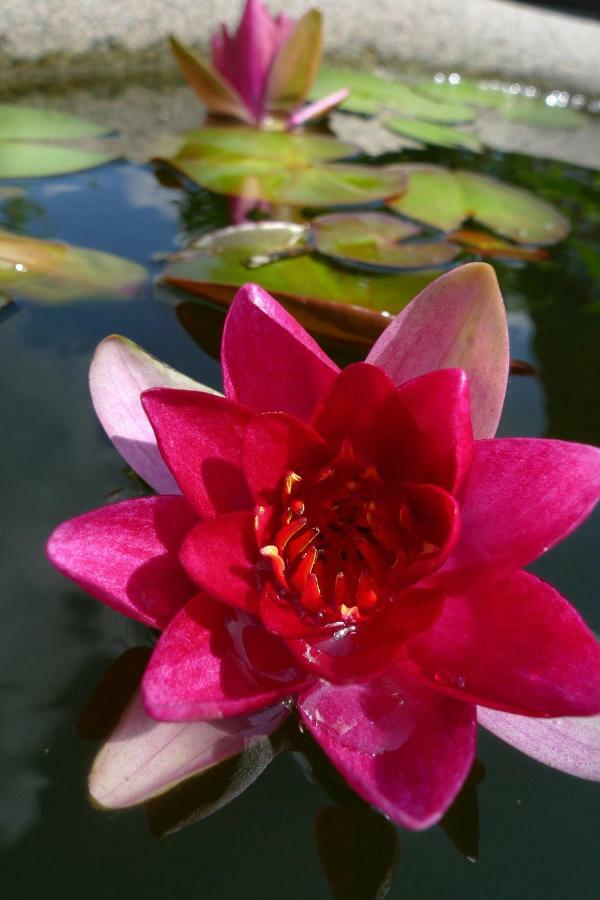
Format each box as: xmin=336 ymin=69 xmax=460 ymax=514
xmin=366 ymin=263 xmax=508 ymax=439
xmin=437 ymin=437 xmax=600 ymax=586
xmin=89 ymin=690 xmax=287 ymax=809
xmin=222 ymin=283 xmax=339 ymax=421
xmin=408 ymin=571 xmax=600 ymax=717
xmin=142 ymin=389 xmax=252 ymax=518
xmin=478 ymin=708 xmax=600 ymax=781
xmin=89 ymin=335 xmax=217 ymax=494
xmin=142 ymin=593 xmax=308 ymax=720
xmin=180 ymin=511 xmax=260 ymax=613
xmin=243 ymin=411 xmax=328 ymax=504
xmin=47 ymin=497 xmax=198 ymax=629
xmin=299 ymin=668 xmax=476 ymax=830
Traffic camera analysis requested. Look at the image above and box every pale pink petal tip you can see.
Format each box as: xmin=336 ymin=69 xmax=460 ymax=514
xmin=287 ymin=89 xmax=350 ymax=128
xmin=89 ymin=335 xmax=219 ymax=494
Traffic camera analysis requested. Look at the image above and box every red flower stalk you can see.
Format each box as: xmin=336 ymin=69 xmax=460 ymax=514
xmin=48 ymin=264 xmax=600 ymax=828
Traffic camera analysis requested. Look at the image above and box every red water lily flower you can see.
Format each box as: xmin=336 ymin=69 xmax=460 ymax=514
xmin=48 ymin=264 xmax=600 ymax=829
xmin=170 ymin=0 xmax=348 ymax=128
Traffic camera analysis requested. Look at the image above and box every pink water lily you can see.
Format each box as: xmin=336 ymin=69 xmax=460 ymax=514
xmin=170 ymin=0 xmax=348 ymax=127
xmin=48 ymin=263 xmax=600 ymax=828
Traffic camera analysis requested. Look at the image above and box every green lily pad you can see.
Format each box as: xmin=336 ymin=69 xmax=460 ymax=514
xmin=163 ymin=126 xmax=407 ymax=206
xmin=311 ymin=68 xmax=475 ymax=123
xmin=385 ymin=117 xmax=483 ymax=152
xmin=311 ymin=211 xmax=460 ymax=270
xmin=387 ymin=166 xmax=569 ymax=245
xmin=416 ymin=78 xmax=583 ymax=129
xmin=160 ymin=222 xmax=439 ymax=340
xmin=0 ymin=230 xmax=146 ymax=303
xmin=0 ymin=103 xmax=116 ymax=178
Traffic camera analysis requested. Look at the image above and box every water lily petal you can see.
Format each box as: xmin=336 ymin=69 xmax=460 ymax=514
xmin=287 ymin=89 xmax=350 ymax=129
xmin=47 ymin=497 xmax=197 ymax=628
xmin=299 ymin=668 xmax=476 ymax=830
xmin=265 ymin=9 xmax=323 ymax=114
xmin=180 ymin=511 xmax=260 ymax=613
xmin=169 ymin=36 xmax=253 ymax=122
xmin=437 ymin=437 xmax=600 ymax=586
xmin=89 ymin=690 xmax=287 ymax=809
xmin=243 ymin=410 xmax=328 ymax=504
xmin=142 ymin=389 xmax=252 ymax=517
xmin=222 ymin=283 xmax=339 ymax=420
xmin=478 ymin=707 xmax=600 ymax=781
xmin=89 ymin=335 xmax=216 ymax=495
xmin=366 ymin=263 xmax=508 ymax=439
xmin=143 ymin=593 xmax=307 ymax=720
xmin=408 ymin=571 xmax=600 ymax=717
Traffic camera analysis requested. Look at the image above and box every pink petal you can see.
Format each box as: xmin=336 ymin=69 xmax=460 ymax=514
xmin=47 ymin=497 xmax=198 ymax=629
xmin=89 ymin=335 xmax=217 ymax=495
xmin=222 ymin=283 xmax=339 ymax=421
xmin=437 ymin=438 xmax=600 ymax=587
xmin=142 ymin=593 xmax=308 ymax=720
xmin=287 ymin=89 xmax=350 ymax=129
xmin=407 ymin=571 xmax=600 ymax=717
xmin=299 ymin=668 xmax=476 ymax=830
xmin=180 ymin=510 xmax=260 ymax=614
xmin=478 ymin=707 xmax=600 ymax=781
xmin=366 ymin=263 xmax=508 ymax=439
xmin=211 ymin=0 xmax=294 ymax=121
xmin=169 ymin=36 xmax=254 ymax=123
xmin=89 ymin=689 xmax=287 ymax=809
xmin=242 ymin=411 xmax=328 ymax=504
xmin=142 ymin=389 xmax=252 ymax=518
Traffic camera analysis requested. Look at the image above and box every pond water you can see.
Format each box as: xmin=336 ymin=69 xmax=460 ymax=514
xmin=1 ymin=80 xmax=600 ymax=900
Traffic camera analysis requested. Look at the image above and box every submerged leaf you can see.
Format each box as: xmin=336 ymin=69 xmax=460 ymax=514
xmin=161 ymin=126 xmax=406 ymax=207
xmin=387 ymin=165 xmax=569 ymax=245
xmin=311 ymin=68 xmax=474 ymax=123
xmin=311 ymin=211 xmax=460 ymax=270
xmin=0 ymin=230 xmax=146 ymax=303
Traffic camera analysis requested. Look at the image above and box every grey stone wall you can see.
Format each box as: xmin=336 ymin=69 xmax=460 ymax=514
xmin=1 ymin=0 xmax=599 ymax=92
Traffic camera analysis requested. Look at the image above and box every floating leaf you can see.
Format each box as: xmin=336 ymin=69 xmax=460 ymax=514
xmin=311 ymin=211 xmax=460 ymax=270
xmin=160 ymin=222 xmax=438 ymax=340
xmin=311 ymin=68 xmax=474 ymax=123
xmin=385 ymin=117 xmax=482 ymax=152
xmin=0 ymin=230 xmax=146 ymax=303
xmin=0 ymin=103 xmax=116 ymax=178
xmin=162 ymin=126 xmax=406 ymax=207
xmin=387 ymin=165 xmax=569 ymax=245
xmin=315 ymin=803 xmax=400 ymax=900
xmin=416 ymin=78 xmax=584 ymax=129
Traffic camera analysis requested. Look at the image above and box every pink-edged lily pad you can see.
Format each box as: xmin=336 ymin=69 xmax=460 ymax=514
xmin=311 ymin=68 xmax=475 ymax=123
xmin=160 ymin=126 xmax=407 ymax=207
xmin=311 ymin=211 xmax=461 ymax=270
xmin=387 ymin=165 xmax=569 ymax=245
xmin=160 ymin=222 xmax=439 ymax=341
xmin=0 ymin=229 xmax=146 ymax=303
xmin=450 ymin=228 xmax=549 ymax=261
xmin=0 ymin=103 xmax=116 ymax=178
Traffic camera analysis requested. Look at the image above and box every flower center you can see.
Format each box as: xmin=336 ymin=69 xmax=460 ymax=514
xmin=256 ymin=440 xmax=439 ymax=625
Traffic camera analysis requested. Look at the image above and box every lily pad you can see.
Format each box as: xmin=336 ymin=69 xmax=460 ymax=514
xmin=311 ymin=68 xmax=475 ymax=123
xmin=387 ymin=166 xmax=569 ymax=245
xmin=311 ymin=212 xmax=461 ymax=270
xmin=385 ymin=117 xmax=483 ymax=152
xmin=0 ymin=230 xmax=146 ymax=303
xmin=416 ymin=78 xmax=584 ymax=129
xmin=450 ymin=228 xmax=549 ymax=261
xmin=162 ymin=126 xmax=407 ymax=206
xmin=160 ymin=222 xmax=440 ymax=340
xmin=0 ymin=103 xmax=116 ymax=178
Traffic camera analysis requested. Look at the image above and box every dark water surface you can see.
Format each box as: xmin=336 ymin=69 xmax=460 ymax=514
xmin=1 ymin=139 xmax=600 ymax=899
